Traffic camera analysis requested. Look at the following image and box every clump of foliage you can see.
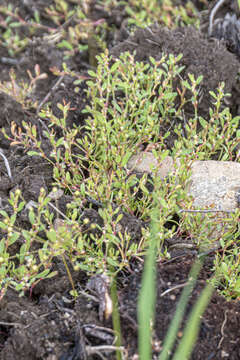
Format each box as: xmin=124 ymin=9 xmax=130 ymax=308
xmin=122 ymin=0 xmax=199 ymax=28
xmin=0 ymin=51 xmax=186 ymax=297
xmin=0 ymin=0 xmax=107 ymax=59
xmin=0 ymin=49 xmax=240 ymax=303
xmin=0 ymin=0 xmax=199 ymax=63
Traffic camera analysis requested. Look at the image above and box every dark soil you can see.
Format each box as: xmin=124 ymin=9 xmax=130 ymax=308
xmin=0 ymin=0 xmax=240 ymax=359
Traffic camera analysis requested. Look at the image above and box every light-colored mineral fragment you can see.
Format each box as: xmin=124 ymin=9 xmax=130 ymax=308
xmin=127 ymin=151 xmax=240 ymax=243
xmin=188 ymin=160 xmax=240 ymax=211
xmin=127 ymin=152 xmax=240 ymax=211
xmin=127 ymin=152 xmax=175 ymax=179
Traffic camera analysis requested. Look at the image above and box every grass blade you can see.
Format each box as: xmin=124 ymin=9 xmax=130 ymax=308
xmin=172 ymin=283 xmax=214 ymax=360
xmin=159 ymin=260 xmax=202 ymax=360
xmin=111 ymin=277 xmax=122 ymax=360
xmin=138 ymin=205 xmax=159 ymax=360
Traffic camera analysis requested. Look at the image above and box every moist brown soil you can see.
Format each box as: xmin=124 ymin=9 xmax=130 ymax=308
xmin=0 ymin=0 xmax=240 ymax=359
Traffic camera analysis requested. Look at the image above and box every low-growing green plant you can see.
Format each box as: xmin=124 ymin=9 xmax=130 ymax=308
xmin=0 ymin=188 xmax=58 ymax=299
xmin=210 ymin=224 xmax=240 ymax=300
xmin=122 ymin=0 xmax=199 ymax=28
xmin=0 ymin=51 xmax=181 ymax=297
xmin=0 ymin=3 xmax=56 ymax=56
xmin=1 ymin=49 xmax=240 ymax=304
xmin=0 ymin=1 xmax=107 ymax=60
xmin=0 ymin=0 xmax=199 ymax=65
xmin=44 ymin=0 xmax=75 ymax=26
xmin=0 ymin=65 xmax=47 ymax=110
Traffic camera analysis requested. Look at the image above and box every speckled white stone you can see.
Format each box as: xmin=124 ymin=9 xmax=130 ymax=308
xmin=127 ymin=152 xmax=240 ymax=211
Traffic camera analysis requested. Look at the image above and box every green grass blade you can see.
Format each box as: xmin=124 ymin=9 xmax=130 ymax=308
xmin=111 ymin=277 xmax=122 ymax=360
xmin=138 ymin=206 xmax=159 ymax=360
xmin=172 ymin=283 xmax=214 ymax=360
xmin=159 ymin=260 xmax=202 ymax=360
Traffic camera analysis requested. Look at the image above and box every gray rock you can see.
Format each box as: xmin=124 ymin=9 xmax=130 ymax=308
xmin=127 ymin=152 xmax=175 ymax=179
xmin=128 ymin=152 xmax=240 ymax=243
xmin=188 ymin=160 xmax=240 ymax=211
xmin=127 ymin=152 xmax=240 ymax=211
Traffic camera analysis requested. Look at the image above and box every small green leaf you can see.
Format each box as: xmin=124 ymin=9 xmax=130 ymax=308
xmin=9 ymin=22 xmax=22 ymax=27
xmin=47 ymin=229 xmax=57 ymax=242
xmin=35 ymin=269 xmax=50 ymax=279
xmin=199 ymin=117 xmax=208 ymax=128
xmin=88 ymin=70 xmax=97 ymax=77
xmin=0 ymin=210 xmax=8 ymax=217
xmin=107 ymin=257 xmax=119 ymax=267
xmin=10 ymin=214 xmax=16 ymax=225
xmin=19 ymin=244 xmax=27 ymax=263
xmin=209 ymin=91 xmax=217 ymax=99
xmin=17 ymin=201 xmax=25 ymax=212
xmin=28 ymin=210 xmax=35 ymax=225
xmin=27 ymin=151 xmax=40 ymax=157
xmin=46 ymin=270 xmax=58 ymax=279
xmin=0 ymin=239 xmax=6 ymax=253
xmin=58 ymin=40 xmax=73 ymax=50
xmin=66 ymin=171 xmax=71 ymax=183
xmin=56 ymin=138 xmax=64 ymax=147
xmin=0 ymin=222 xmax=8 ymax=230
xmin=110 ymin=62 xmax=119 ymax=73
xmin=8 ymin=232 xmax=20 ymax=246
xmin=70 ymin=289 xmax=78 ymax=297
xmin=196 ymin=75 xmax=203 ymax=84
